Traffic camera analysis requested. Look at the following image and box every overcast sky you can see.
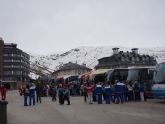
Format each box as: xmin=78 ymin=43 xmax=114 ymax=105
xmin=0 ymin=0 xmax=165 ymax=54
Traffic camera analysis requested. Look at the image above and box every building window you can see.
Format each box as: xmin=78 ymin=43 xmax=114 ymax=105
xmin=14 ymin=71 xmax=21 ymax=75
xmin=4 ymin=59 xmax=12 ymax=62
xmin=4 ymin=54 xmax=9 ymax=56
xmin=13 ymin=65 xmax=21 ymax=68
xmin=13 ymin=59 xmax=21 ymax=62
xmin=4 ymin=71 xmax=12 ymax=75
xmin=4 ymin=65 xmax=12 ymax=68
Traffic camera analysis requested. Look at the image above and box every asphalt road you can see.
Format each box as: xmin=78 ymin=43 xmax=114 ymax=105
xmin=7 ymin=91 xmax=165 ymax=124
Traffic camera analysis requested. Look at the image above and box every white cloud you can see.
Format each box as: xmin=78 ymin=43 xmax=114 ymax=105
xmin=0 ymin=0 xmax=165 ymax=54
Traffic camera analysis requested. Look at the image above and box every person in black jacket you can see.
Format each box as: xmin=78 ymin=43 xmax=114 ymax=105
xmin=63 ymin=86 xmax=70 ymax=105
xmin=58 ymin=84 xmax=64 ymax=104
xmin=133 ymin=81 xmax=140 ymax=101
xmin=36 ymin=83 xmax=42 ymax=103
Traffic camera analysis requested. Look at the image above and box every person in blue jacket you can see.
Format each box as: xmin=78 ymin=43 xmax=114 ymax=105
xmin=105 ymin=83 xmax=112 ymax=104
xmin=29 ymin=83 xmax=36 ymax=106
xmin=96 ymin=82 xmax=103 ymax=104
xmin=115 ymin=80 xmax=125 ymax=104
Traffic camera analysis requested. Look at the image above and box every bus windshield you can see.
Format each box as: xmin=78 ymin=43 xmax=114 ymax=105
xmin=106 ymin=70 xmax=113 ymax=81
xmin=153 ymin=63 xmax=165 ymax=84
xmin=127 ymin=69 xmax=140 ymax=81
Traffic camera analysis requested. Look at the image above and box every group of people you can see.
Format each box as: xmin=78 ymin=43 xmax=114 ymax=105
xmin=20 ymin=83 xmax=71 ymax=106
xmin=20 ymin=83 xmax=37 ymax=106
xmin=19 ymin=79 xmax=146 ymax=106
xmin=0 ymin=83 xmax=7 ymax=101
xmin=81 ymin=80 xmax=146 ymax=104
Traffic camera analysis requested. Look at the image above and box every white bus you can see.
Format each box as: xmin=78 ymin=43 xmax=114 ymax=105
xmin=127 ymin=66 xmax=155 ymax=98
xmin=152 ymin=62 xmax=165 ymax=99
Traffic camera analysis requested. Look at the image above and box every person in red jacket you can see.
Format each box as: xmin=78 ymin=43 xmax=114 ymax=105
xmin=86 ymin=82 xmax=93 ymax=104
xmin=0 ymin=84 xmax=7 ymax=101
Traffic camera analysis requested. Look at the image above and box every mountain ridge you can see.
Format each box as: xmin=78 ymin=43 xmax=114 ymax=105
xmin=29 ymin=46 xmax=165 ymax=79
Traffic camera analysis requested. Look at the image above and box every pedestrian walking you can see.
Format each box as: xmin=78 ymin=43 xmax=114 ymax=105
xmin=0 ymin=83 xmax=7 ymax=101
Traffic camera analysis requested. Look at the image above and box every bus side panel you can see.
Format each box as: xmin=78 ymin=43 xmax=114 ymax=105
xmin=152 ymin=84 xmax=165 ymax=99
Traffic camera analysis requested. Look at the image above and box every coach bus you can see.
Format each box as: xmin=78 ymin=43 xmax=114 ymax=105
xmin=56 ymin=75 xmax=79 ymax=84
xmin=127 ymin=66 xmax=155 ymax=98
xmin=152 ymin=62 xmax=165 ymax=99
xmin=106 ymin=68 xmax=128 ymax=84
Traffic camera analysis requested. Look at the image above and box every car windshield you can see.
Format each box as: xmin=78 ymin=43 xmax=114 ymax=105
xmin=127 ymin=69 xmax=140 ymax=81
xmin=153 ymin=63 xmax=165 ymax=84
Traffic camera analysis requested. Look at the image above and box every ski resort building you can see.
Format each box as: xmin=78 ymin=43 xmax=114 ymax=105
xmin=0 ymin=37 xmax=30 ymax=89
xmin=52 ymin=62 xmax=91 ymax=78
xmin=95 ymin=48 xmax=157 ymax=69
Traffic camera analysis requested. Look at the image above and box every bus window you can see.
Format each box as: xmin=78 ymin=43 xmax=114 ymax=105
xmin=127 ymin=69 xmax=140 ymax=81
xmin=148 ymin=70 xmax=154 ymax=80
xmin=140 ymin=69 xmax=148 ymax=81
xmin=153 ymin=63 xmax=165 ymax=84
xmin=119 ymin=70 xmax=128 ymax=81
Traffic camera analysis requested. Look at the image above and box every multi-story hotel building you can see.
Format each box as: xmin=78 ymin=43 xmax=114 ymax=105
xmin=0 ymin=37 xmax=30 ymax=88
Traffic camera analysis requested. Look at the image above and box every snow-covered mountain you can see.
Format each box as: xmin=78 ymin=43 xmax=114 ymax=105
xmin=29 ymin=46 xmax=165 ymax=79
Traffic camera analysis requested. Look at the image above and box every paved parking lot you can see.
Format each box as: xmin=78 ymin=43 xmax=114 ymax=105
xmin=7 ymin=91 xmax=165 ymax=124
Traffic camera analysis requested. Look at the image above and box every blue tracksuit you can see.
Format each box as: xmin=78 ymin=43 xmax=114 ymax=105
xmin=115 ymin=82 xmax=125 ymax=104
xmin=105 ymin=85 xmax=112 ymax=104
xmin=96 ymin=84 xmax=102 ymax=104
xmin=29 ymin=86 xmax=36 ymax=106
